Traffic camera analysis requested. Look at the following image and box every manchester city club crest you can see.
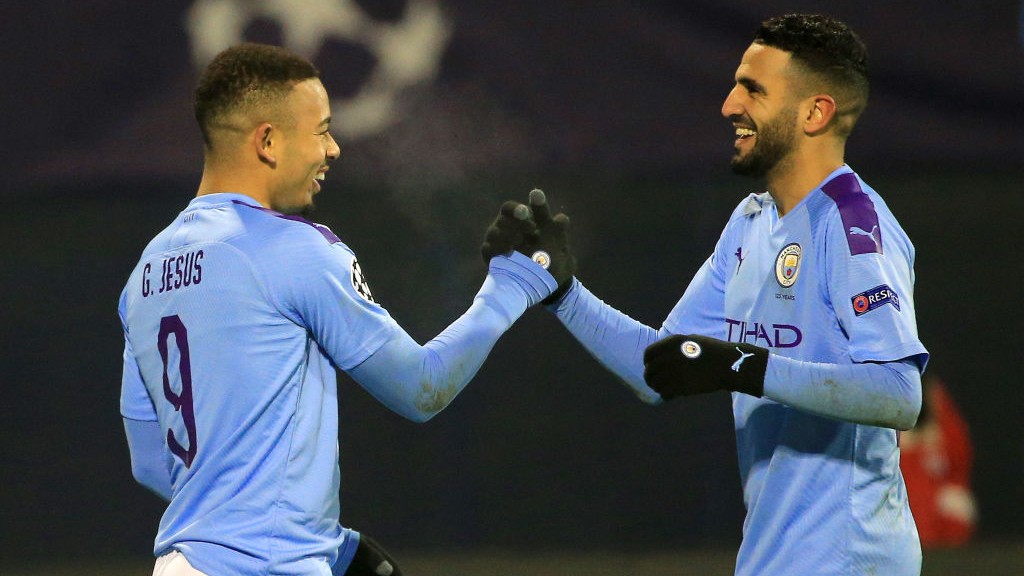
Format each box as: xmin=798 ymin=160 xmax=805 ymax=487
xmin=531 ymin=250 xmax=551 ymax=269
xmin=775 ymin=243 xmax=802 ymax=288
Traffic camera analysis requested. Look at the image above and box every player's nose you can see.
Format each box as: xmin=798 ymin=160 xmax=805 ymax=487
xmin=721 ymin=86 xmax=743 ymax=119
xmin=326 ymin=132 xmax=341 ymax=160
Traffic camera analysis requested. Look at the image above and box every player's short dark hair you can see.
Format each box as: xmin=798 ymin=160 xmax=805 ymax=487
xmin=194 ymin=43 xmax=320 ymax=149
xmin=754 ymin=14 xmax=869 ymax=136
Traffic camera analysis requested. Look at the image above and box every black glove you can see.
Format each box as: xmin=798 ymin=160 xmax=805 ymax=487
xmin=643 ymin=334 xmax=768 ymax=400
xmin=525 ymin=189 xmax=576 ymax=304
xmin=480 ymin=189 xmax=577 ymax=305
xmin=481 ymin=200 xmax=536 ymax=264
xmin=340 ymin=533 xmax=402 ymax=576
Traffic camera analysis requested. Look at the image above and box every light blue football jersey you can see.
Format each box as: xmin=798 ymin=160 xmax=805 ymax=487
xmin=119 ymin=193 xmax=397 ymax=575
xmin=664 ymin=166 xmax=928 ymax=575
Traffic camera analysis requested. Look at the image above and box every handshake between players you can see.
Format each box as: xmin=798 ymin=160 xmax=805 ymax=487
xmin=481 ymin=189 xmax=770 ymax=401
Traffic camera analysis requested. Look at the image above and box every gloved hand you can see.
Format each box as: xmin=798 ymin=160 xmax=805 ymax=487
xmin=480 ymin=200 xmax=536 ymax=263
xmin=481 ymin=189 xmax=576 ymax=304
xmin=643 ymin=334 xmax=768 ymax=400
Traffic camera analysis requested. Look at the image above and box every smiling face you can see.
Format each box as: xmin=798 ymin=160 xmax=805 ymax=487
xmin=266 ymin=78 xmax=341 ymax=215
xmin=721 ymin=43 xmax=801 ymax=180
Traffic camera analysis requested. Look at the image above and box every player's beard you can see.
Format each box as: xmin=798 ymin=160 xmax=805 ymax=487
xmin=730 ymin=107 xmax=798 ymax=179
xmin=273 ymin=182 xmax=319 ymax=217
xmin=275 ymin=199 xmax=316 ymax=217
xmin=278 ymin=200 xmax=317 ymax=218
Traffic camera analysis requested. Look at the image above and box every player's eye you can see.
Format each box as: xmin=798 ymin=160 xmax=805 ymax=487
xmin=738 ymin=79 xmax=763 ymax=98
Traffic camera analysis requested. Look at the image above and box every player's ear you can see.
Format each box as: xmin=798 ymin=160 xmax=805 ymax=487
xmin=253 ymin=122 xmax=277 ymax=167
xmin=803 ymin=95 xmax=836 ymax=135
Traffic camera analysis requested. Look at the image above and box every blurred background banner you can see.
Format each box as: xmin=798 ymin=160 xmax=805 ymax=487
xmin=4 ymin=0 xmax=1023 ymax=190
xmin=2 ymin=0 xmax=1022 ymax=572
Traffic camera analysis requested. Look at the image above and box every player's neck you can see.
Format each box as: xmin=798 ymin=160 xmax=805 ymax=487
xmin=196 ymin=162 xmax=271 ymax=208
xmin=767 ymin=147 xmax=844 ymax=216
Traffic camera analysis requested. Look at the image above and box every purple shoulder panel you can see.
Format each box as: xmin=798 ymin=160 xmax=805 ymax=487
xmin=821 ymin=173 xmax=883 ymax=255
xmin=232 ymin=200 xmax=341 ymax=244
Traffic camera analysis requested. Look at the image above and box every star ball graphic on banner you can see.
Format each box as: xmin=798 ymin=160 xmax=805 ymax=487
xmin=186 ymin=0 xmax=451 ymax=139
xmin=350 ymin=258 xmax=376 ymax=303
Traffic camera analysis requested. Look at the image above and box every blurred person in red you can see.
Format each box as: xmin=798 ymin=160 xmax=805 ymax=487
xmin=900 ymin=374 xmax=978 ymax=547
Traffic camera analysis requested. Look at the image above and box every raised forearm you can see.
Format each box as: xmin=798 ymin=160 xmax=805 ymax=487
xmin=348 ymin=252 xmax=555 ymax=422
xmin=553 ymin=280 xmax=665 ymax=404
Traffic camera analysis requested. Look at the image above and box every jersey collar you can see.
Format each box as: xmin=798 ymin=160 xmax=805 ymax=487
xmin=189 ymin=192 xmax=264 ymax=209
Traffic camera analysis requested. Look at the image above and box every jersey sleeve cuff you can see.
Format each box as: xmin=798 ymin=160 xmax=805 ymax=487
xmin=851 ymin=343 xmax=930 ymax=372
xmin=488 ymin=251 xmax=559 ymax=305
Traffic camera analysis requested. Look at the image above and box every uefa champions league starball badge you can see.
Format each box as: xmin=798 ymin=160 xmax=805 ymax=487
xmin=350 ymin=259 xmax=376 ymax=303
xmin=775 ymin=243 xmax=802 ymax=288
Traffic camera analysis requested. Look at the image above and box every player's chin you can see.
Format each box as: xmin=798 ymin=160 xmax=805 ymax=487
xmin=304 ymin=187 xmax=319 ymax=213
xmin=298 ymin=194 xmax=317 ymax=216
xmin=729 ymin=151 xmax=745 ymax=170
xmin=298 ymin=201 xmax=317 ymax=218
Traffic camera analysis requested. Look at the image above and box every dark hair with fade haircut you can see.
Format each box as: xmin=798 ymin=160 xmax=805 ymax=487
xmin=194 ymin=43 xmax=320 ymax=149
xmin=754 ymin=14 xmax=870 ymax=136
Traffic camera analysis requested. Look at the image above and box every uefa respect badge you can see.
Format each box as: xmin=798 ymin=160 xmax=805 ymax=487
xmin=851 ymin=284 xmax=901 ymax=316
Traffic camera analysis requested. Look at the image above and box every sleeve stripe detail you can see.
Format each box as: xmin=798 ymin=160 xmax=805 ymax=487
xmin=821 ymin=173 xmax=883 ymax=256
